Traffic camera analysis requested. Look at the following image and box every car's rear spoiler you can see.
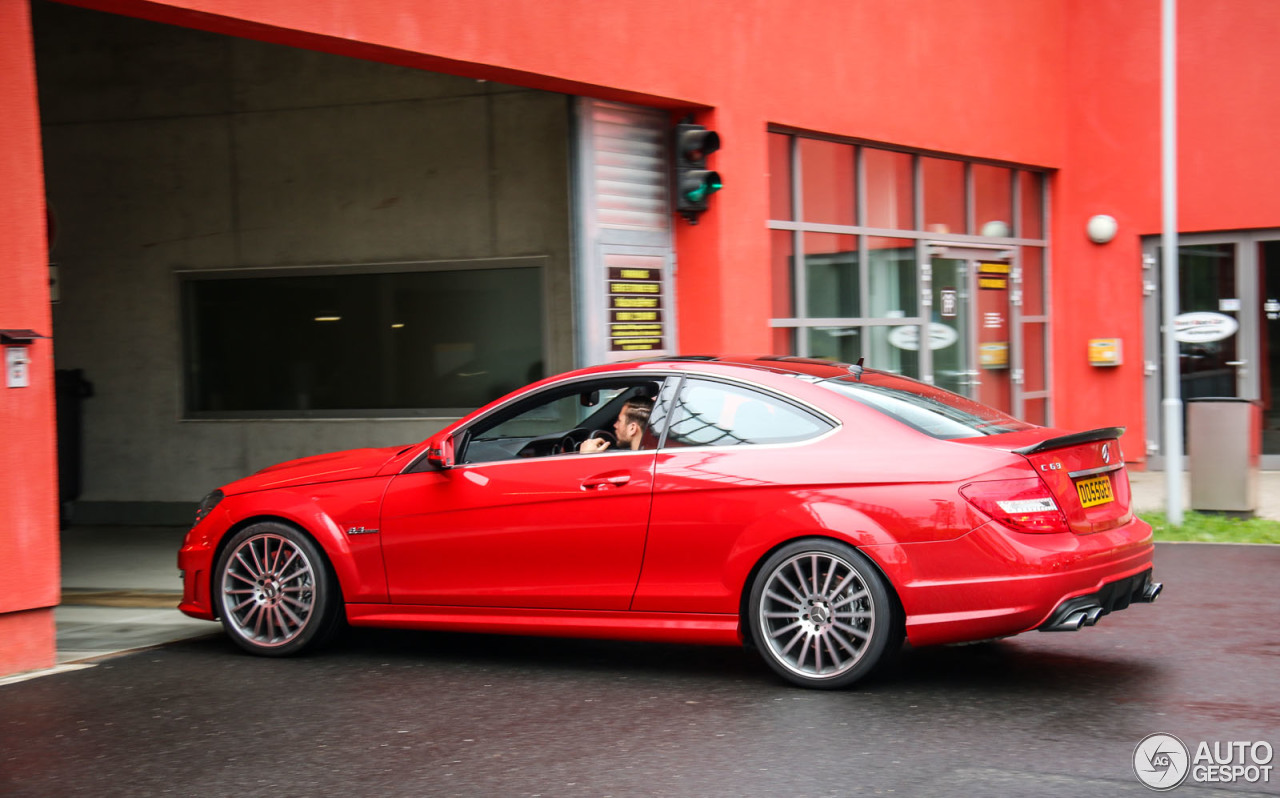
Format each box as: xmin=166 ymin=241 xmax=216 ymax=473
xmin=1012 ymin=426 xmax=1125 ymax=455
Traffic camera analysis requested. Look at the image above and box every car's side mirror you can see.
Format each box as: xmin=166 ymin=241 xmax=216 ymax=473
xmin=580 ymin=390 xmax=600 ymax=407
xmin=425 ymin=434 xmax=456 ymax=469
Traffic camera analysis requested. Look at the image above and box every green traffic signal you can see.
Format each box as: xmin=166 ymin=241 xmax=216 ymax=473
xmin=681 ymin=170 xmax=723 ymax=203
xmin=673 ymin=122 xmax=723 ymax=223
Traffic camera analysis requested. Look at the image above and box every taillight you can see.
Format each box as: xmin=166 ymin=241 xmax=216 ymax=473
xmin=960 ymin=477 xmax=1070 ymax=533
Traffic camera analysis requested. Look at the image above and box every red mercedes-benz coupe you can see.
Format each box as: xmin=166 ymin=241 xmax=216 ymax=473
xmin=179 ymin=356 xmax=1161 ymax=688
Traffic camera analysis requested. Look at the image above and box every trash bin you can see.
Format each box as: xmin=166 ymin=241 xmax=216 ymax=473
xmin=55 ymin=368 xmax=94 ymax=508
xmin=1186 ymin=397 xmax=1261 ymax=515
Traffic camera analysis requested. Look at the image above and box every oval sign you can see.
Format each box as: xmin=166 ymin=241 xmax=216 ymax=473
xmin=887 ymin=322 xmax=959 ymax=351
xmin=1172 ymin=311 xmax=1238 ymax=344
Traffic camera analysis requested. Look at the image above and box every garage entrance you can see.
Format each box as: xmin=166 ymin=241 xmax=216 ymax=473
xmin=34 ymin=1 xmax=578 ymax=524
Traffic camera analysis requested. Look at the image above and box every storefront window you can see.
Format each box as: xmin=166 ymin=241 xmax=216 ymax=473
xmin=770 ymin=229 xmax=795 ymax=354
xmin=767 ymin=130 xmax=1050 ymax=423
xmin=922 ymin=156 xmax=966 ymax=235
xmin=804 ymin=232 xmax=859 ymax=318
xmin=768 ymin=133 xmax=793 ymax=221
xmin=800 ymin=138 xmax=855 ymax=226
xmin=1022 ymin=246 xmax=1046 ymax=317
xmin=807 ymin=326 xmax=861 ymax=364
xmin=1019 ymin=170 xmax=1044 ymax=239
xmin=974 ymin=164 xmax=1013 ymax=237
xmin=864 ymin=148 xmax=913 ymax=230
xmin=867 ymin=237 xmax=917 ymax=318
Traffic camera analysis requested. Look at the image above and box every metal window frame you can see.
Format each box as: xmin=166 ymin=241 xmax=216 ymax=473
xmin=767 ymin=128 xmax=1051 ymax=412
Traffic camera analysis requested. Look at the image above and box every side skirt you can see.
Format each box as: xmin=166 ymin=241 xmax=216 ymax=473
xmin=345 ymin=604 xmax=743 ymax=646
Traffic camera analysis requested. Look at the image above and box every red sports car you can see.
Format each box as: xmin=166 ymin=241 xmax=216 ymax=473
xmin=178 ymin=356 xmax=1161 ymax=688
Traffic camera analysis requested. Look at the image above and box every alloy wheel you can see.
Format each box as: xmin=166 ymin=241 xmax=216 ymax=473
xmin=757 ymin=551 xmax=877 ymax=681
xmin=220 ymin=533 xmax=317 ymax=648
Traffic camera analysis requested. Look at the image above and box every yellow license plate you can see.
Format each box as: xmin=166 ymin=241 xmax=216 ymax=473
xmin=1076 ymin=474 xmax=1114 ymax=508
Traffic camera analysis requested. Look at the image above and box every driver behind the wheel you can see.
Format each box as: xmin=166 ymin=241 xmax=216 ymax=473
xmin=579 ymin=397 xmax=654 ymax=453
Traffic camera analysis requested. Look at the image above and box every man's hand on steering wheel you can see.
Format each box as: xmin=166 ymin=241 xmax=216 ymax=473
xmin=578 ymin=429 xmax=617 ymax=454
xmin=555 ymin=428 xmax=617 ymax=455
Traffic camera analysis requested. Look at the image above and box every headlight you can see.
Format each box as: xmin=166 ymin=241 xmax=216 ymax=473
xmin=193 ymin=489 xmax=224 ymax=528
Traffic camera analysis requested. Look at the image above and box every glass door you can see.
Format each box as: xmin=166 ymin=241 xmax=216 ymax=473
xmin=1143 ymin=233 xmax=1277 ymax=469
xmin=1261 ymin=242 xmax=1280 ymax=458
xmin=929 ymin=256 xmax=972 ymax=398
xmin=1176 ymin=244 xmax=1242 ymax=400
xmin=928 ymin=246 xmax=1017 ymax=415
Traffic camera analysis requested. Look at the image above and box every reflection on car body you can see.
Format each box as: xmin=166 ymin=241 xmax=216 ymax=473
xmin=180 ymin=355 xmax=1161 ymax=689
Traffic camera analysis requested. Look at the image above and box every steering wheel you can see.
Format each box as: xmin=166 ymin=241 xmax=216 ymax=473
xmin=556 ymin=428 xmax=616 ymax=454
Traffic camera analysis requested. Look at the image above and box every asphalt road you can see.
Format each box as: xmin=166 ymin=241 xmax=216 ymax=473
xmin=3 ymin=543 xmax=1278 ymax=797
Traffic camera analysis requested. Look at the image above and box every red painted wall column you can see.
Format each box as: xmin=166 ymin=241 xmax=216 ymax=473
xmin=0 ymin=0 xmax=59 ymax=677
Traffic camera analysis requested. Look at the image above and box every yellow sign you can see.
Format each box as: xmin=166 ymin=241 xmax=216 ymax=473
xmin=610 ymin=282 xmax=661 ymax=294
xmin=618 ymin=269 xmax=653 ymax=279
xmin=611 ymin=324 xmax=663 ymax=334
xmin=978 ymin=262 xmax=1011 ymax=274
xmin=1088 ymin=338 xmax=1123 ymax=366
xmin=614 ymin=311 xmax=658 ymax=321
xmin=979 ymin=341 xmax=1009 ymax=368
xmin=614 ymin=338 xmax=662 ymax=349
xmin=612 ymin=297 xmax=659 ymax=308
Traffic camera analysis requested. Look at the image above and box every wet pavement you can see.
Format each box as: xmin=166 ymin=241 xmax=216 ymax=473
xmin=3 ymin=543 xmax=1278 ymax=797
xmin=53 ymin=525 xmax=214 ymax=666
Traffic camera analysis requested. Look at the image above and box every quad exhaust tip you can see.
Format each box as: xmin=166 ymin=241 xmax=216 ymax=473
xmin=1040 ymin=578 xmax=1163 ymax=632
xmin=1044 ymin=607 xmax=1095 ymax=631
xmin=1042 ymin=602 xmax=1104 ymax=631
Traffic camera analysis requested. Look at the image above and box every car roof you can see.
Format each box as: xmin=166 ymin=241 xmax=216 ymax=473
xmin=623 ymin=354 xmax=855 ymax=380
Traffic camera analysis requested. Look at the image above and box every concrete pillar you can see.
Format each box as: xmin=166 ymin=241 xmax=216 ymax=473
xmin=0 ymin=0 xmax=60 ymax=677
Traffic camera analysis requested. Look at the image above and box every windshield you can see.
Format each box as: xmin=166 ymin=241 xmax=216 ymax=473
xmin=815 ymin=372 xmax=1033 ymax=439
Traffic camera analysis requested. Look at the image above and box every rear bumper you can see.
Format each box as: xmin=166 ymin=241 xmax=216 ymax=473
xmin=864 ymin=515 xmax=1156 ymax=647
xmin=1037 ymin=569 xmax=1162 ymax=631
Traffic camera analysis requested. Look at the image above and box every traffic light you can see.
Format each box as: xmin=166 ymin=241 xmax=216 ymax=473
xmin=673 ymin=122 xmax=722 ymax=223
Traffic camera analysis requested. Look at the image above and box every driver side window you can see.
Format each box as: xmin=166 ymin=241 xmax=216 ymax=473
xmin=460 ymin=380 xmax=663 ymax=465
xmin=480 ymin=389 xmax=626 ymax=441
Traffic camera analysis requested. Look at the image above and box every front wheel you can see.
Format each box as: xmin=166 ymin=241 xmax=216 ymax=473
xmin=213 ymin=521 xmax=343 ymax=656
xmin=747 ymin=539 xmax=900 ymax=689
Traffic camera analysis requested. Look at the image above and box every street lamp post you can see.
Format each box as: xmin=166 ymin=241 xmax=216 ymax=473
xmin=1161 ymin=0 xmax=1184 ymax=525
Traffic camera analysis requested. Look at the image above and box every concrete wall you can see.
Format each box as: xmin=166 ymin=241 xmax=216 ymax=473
xmin=0 ymin=0 xmax=58 ymax=676
xmin=34 ymin=3 xmax=573 ymax=516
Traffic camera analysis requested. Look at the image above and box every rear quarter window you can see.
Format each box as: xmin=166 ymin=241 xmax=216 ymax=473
xmin=817 ymin=375 xmax=1032 ymax=440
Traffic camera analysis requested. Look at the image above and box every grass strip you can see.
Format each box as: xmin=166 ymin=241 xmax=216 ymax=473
xmin=1140 ymin=510 xmax=1280 ymax=544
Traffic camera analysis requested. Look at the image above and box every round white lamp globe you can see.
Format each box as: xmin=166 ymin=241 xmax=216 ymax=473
xmin=980 ymin=220 xmax=1011 ymax=238
xmin=1086 ymin=214 xmax=1118 ymax=244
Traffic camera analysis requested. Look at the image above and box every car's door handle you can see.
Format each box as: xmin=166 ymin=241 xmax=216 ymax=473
xmin=582 ymin=472 xmax=631 ymax=490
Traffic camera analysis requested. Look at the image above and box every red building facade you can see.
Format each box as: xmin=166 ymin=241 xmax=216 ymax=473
xmin=2 ymin=0 xmax=1278 ymax=675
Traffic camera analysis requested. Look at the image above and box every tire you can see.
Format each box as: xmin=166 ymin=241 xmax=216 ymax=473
xmin=213 ymin=521 xmax=343 ymax=657
xmin=747 ymin=539 xmax=901 ymax=689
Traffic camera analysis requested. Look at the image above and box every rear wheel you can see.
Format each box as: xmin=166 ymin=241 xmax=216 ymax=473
xmin=214 ymin=521 xmax=342 ymax=656
xmin=747 ymin=539 xmax=899 ymax=689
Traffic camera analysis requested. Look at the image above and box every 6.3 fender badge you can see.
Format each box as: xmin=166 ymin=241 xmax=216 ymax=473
xmin=346 ymin=526 xmax=379 ymax=536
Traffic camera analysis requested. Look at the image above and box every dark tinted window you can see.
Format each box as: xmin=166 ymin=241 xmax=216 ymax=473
xmin=182 ymin=266 xmax=543 ymax=415
xmin=664 ymin=379 xmax=831 ymax=447
xmin=817 ymin=373 xmax=1032 ymax=439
